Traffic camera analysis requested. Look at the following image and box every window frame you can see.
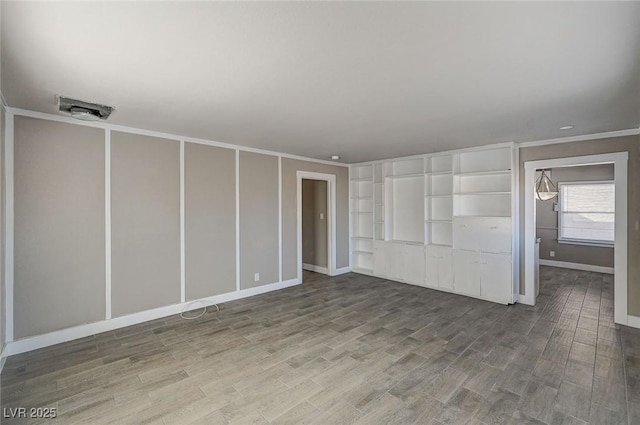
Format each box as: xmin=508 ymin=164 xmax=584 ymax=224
xmin=557 ymin=180 xmax=615 ymax=247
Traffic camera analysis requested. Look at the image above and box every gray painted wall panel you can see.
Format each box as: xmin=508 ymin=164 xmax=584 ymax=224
xmin=111 ymin=132 xmax=180 ymax=317
xmin=185 ymin=142 xmax=236 ymax=299
xmin=282 ymin=159 xmax=349 ymax=280
xmin=239 ymin=151 xmax=279 ymax=289
xmin=14 ymin=117 xmax=105 ymax=338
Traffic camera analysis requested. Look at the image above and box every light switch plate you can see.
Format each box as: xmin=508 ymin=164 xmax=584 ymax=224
xmin=320 ymin=213 xmax=324 ymax=220
xmin=254 ymin=273 xmax=260 ymax=282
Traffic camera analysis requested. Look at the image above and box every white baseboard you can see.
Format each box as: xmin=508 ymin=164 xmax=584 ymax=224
xmin=539 ymin=259 xmax=614 ymax=275
xmin=333 ymin=266 xmax=351 ymax=276
xmin=351 ymin=268 xmax=377 ymax=277
xmin=626 ymin=315 xmax=640 ymax=329
xmin=4 ymin=277 xmax=301 ymax=357
xmin=302 ymin=263 xmax=329 ymax=275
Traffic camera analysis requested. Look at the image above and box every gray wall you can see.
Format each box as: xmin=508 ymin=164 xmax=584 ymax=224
xmin=536 ymin=164 xmax=614 ymax=267
xmin=0 ymin=106 xmax=4 ymax=350
xmin=239 ymin=151 xmax=279 ymax=289
xmin=302 ymin=179 xmax=328 ymax=268
xmin=7 ymin=115 xmax=350 ymax=341
xmin=111 ymin=132 xmax=181 ymax=317
xmin=185 ymin=142 xmax=236 ymax=300
xmin=282 ymin=159 xmax=349 ymax=280
xmin=14 ymin=117 xmax=105 ymax=338
xmin=519 ymin=135 xmax=640 ymax=315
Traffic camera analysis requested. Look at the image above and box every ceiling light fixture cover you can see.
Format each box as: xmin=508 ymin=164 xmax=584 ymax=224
xmin=58 ymin=96 xmax=115 ymax=120
xmin=560 ymin=125 xmax=574 ymax=130
xmin=69 ymin=107 xmax=101 ymax=121
xmin=331 ymin=155 xmax=340 ymax=160
xmin=535 ymin=169 xmax=558 ymax=201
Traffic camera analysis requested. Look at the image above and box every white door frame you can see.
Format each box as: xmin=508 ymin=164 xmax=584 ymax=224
xmin=523 ymin=152 xmax=628 ymax=325
xmin=297 ymin=171 xmax=337 ymax=281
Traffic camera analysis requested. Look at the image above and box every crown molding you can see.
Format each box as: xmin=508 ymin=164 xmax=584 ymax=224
xmin=5 ymin=107 xmax=348 ymax=168
xmin=516 ymin=128 xmax=640 ymax=149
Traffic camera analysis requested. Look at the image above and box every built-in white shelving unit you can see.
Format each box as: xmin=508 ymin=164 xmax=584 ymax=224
xmin=350 ymin=165 xmax=374 ymax=273
xmin=350 ymin=144 xmax=518 ymax=305
xmin=426 ymin=155 xmax=453 ymax=247
xmin=386 ymin=158 xmax=425 ymax=245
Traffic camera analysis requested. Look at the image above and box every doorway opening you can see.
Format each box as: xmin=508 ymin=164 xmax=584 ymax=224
xmin=302 ymin=179 xmax=328 ymax=281
xmin=296 ymin=171 xmax=337 ymax=283
xmin=523 ymin=152 xmax=628 ymax=325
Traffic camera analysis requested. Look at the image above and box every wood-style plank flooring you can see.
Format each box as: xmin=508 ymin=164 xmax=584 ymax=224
xmin=1 ymin=267 xmax=639 ymax=424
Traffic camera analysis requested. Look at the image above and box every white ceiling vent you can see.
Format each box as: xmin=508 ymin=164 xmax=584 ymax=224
xmin=58 ymin=96 xmax=115 ymax=121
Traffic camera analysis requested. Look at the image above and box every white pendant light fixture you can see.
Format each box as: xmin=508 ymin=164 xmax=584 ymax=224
xmin=535 ymin=169 xmax=558 ymax=201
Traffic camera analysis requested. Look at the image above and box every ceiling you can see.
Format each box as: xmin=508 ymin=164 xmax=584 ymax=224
xmin=2 ymin=2 xmax=639 ymax=163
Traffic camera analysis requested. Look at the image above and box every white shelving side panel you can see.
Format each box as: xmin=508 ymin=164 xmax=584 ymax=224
xmin=454 ymin=193 xmax=511 ymax=217
xmin=428 ymin=221 xmax=453 ymax=247
xmin=352 ymin=164 xmax=374 ymax=180
xmin=455 ymin=147 xmax=511 ymax=174
xmin=426 ymin=196 xmax=453 ymax=221
xmin=352 ymin=251 xmax=373 ymax=271
xmin=455 ymin=173 xmax=511 ymax=194
xmin=351 ymin=197 xmax=374 ymax=214
xmin=428 ymin=173 xmax=453 ymax=197
xmin=351 ymin=181 xmax=374 ymax=199
xmin=430 ymin=155 xmax=453 ymax=174
xmin=390 ymin=175 xmax=424 ymax=244
xmin=352 ymin=213 xmax=374 ymax=239
xmin=351 ymin=238 xmax=373 ymax=253
xmin=393 ymin=158 xmax=425 ymax=176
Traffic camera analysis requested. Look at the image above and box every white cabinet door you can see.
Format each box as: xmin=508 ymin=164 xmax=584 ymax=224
xmin=453 ymin=249 xmax=481 ymax=296
xmin=453 ymin=217 xmax=512 ymax=254
xmin=426 ymin=244 xmax=440 ymax=259
xmin=453 ymin=217 xmax=481 ymax=251
xmin=404 ymin=245 xmax=425 ymax=286
xmin=480 ymin=252 xmax=512 ymax=304
xmin=373 ymin=241 xmax=386 ymax=276
xmin=438 ymin=247 xmax=454 ymax=291
xmin=482 ymin=217 xmax=512 ymax=254
xmin=385 ymin=243 xmax=404 ymax=281
xmin=425 ymin=255 xmax=438 ymax=288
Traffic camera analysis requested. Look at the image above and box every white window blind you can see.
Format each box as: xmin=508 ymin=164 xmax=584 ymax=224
xmin=559 ymin=181 xmax=614 ymax=245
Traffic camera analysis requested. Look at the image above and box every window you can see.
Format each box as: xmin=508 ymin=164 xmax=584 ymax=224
xmin=558 ymin=181 xmax=614 ymax=246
